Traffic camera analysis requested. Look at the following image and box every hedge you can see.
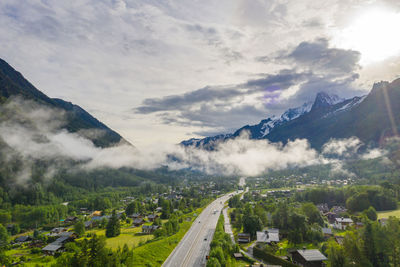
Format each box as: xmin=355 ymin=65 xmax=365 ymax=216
xmin=253 ymin=246 xmax=299 ymax=267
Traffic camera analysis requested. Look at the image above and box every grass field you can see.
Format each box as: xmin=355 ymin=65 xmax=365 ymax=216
xmin=377 ymin=208 xmax=400 ymax=219
xmin=5 ymin=246 xmax=56 ymax=266
xmin=131 ymin=208 xmax=203 ymax=267
xmin=85 ymin=223 xmax=154 ymax=249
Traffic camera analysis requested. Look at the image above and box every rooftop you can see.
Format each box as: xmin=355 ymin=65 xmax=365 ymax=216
xmin=296 ymin=249 xmax=327 ymax=262
xmin=336 ymin=217 xmax=353 ymax=223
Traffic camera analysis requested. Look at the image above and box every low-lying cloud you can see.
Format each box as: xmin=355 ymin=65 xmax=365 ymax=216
xmin=0 ymin=98 xmax=387 ymax=182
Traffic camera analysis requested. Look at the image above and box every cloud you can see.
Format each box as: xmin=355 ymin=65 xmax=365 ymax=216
xmin=2 ymin=0 xmax=400 ymax=147
xmin=0 ymin=98 xmax=389 ymax=181
xmin=134 ymin=70 xmax=312 ymax=129
xmin=322 ymin=137 xmax=362 ymax=158
xmin=277 ymin=38 xmax=361 ymax=74
xmin=133 ymin=36 xmax=365 ymax=135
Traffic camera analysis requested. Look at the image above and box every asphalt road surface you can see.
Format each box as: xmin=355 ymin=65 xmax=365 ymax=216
xmin=162 ymin=192 xmax=240 ymax=267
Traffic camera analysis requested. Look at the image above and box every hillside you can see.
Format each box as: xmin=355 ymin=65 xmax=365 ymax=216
xmin=0 ymin=58 xmax=126 ymax=147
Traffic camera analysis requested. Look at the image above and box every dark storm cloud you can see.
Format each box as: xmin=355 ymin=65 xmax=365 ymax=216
xmin=278 ymin=38 xmax=361 ymax=73
xmin=134 ymin=70 xmax=310 ymax=115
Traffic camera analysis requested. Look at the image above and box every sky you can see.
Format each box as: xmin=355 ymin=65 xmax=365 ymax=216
xmin=1 ymin=0 xmax=400 ymax=148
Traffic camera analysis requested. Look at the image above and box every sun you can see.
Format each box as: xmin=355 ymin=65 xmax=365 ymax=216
xmin=333 ymin=8 xmax=400 ymax=65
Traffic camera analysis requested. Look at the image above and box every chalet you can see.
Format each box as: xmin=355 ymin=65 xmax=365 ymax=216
xmin=147 ymin=214 xmax=158 ymax=222
xmin=64 ymin=216 xmax=78 ymax=224
xmin=334 ymin=217 xmax=353 ymax=230
xmin=80 ymin=208 xmax=89 ymax=214
xmin=237 ymin=233 xmax=251 ymax=243
xmin=321 ymin=228 xmax=333 ymax=239
xmin=84 ymin=220 xmax=94 ymax=229
xmin=331 ymin=206 xmax=347 ymax=214
xmin=142 ymin=225 xmax=160 ymax=234
xmin=290 ymin=249 xmax=327 ymax=267
xmin=14 ymin=236 xmax=31 ymax=243
xmin=92 ymin=215 xmax=111 ymax=222
xmin=325 ymin=212 xmax=339 ymax=224
xmin=130 ymin=213 xmax=142 ymax=219
xmin=317 ymin=203 xmax=329 ymax=214
xmin=42 ymin=243 xmax=63 ymax=255
xmin=233 ymin=253 xmax=243 ymax=259
xmin=91 ymin=211 xmax=102 ymax=217
xmin=335 ymin=236 xmax=344 ymax=245
xmin=59 ymin=231 xmax=76 ymax=238
xmin=256 ymin=229 xmax=279 ymax=244
xmin=133 ymin=218 xmax=145 ymax=227
xmin=50 ymin=227 xmax=67 ymax=234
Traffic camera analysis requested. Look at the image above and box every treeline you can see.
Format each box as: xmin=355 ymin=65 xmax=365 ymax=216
xmin=53 ymin=235 xmax=134 ymax=266
xmin=206 ymin=214 xmax=244 ymax=267
xmin=229 ymin=196 xmax=325 ymax=245
xmin=327 ymin=217 xmax=400 ymax=266
xmin=295 ymin=185 xmax=398 ymax=212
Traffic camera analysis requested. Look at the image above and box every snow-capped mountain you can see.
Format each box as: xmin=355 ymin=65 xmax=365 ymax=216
xmin=311 ymin=92 xmax=344 ymax=110
xmin=259 ymin=101 xmax=313 ymax=137
xmin=181 ymin=92 xmax=350 ymax=149
xmin=181 ymin=90 xmax=372 ymax=149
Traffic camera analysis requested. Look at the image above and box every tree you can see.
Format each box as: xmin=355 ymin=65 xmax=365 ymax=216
xmin=210 ymin=247 xmax=225 ymax=266
xmin=106 ymin=210 xmax=121 ymax=238
xmin=125 ymin=202 xmax=138 ymax=215
xmin=243 ymin=215 xmax=263 ymax=238
xmin=302 ymin=202 xmax=324 ymax=226
xmin=206 ymin=257 xmax=221 ymax=267
xmin=74 ymin=220 xmax=85 ymax=237
xmin=0 ymin=224 xmax=9 ymax=247
xmin=364 ymin=206 xmax=377 ymax=221
xmin=362 ymin=221 xmax=377 ymax=266
xmin=328 ymin=241 xmax=347 ymax=267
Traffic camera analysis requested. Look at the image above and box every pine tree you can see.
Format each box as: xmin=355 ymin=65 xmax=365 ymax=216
xmin=106 ymin=210 xmax=121 ymax=238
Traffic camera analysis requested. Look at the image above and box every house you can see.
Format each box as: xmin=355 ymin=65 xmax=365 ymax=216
xmin=237 ymin=233 xmax=251 ymax=243
xmin=142 ymin=225 xmax=160 ymax=234
xmin=335 ymin=235 xmax=344 ymax=245
xmin=325 ymin=212 xmax=339 ymax=224
xmin=84 ymin=220 xmax=94 ymax=229
xmin=334 ymin=217 xmax=353 ymax=230
xmin=42 ymin=243 xmax=63 ymax=255
xmin=51 ymin=227 xmax=66 ymax=234
xmin=321 ymin=228 xmax=333 ymax=238
xmin=130 ymin=213 xmax=142 ymax=219
xmin=233 ymin=253 xmax=243 ymax=259
xmin=14 ymin=236 xmax=32 ymax=243
xmin=91 ymin=211 xmax=102 ymax=217
xmin=147 ymin=214 xmax=158 ymax=222
xmin=256 ymin=229 xmax=279 ymax=244
xmin=331 ymin=206 xmax=347 ymax=214
xmin=155 ymin=207 xmax=163 ymax=212
xmin=59 ymin=231 xmax=76 ymax=238
xmin=64 ymin=216 xmax=78 ymax=224
xmin=317 ymin=203 xmax=329 ymax=214
xmin=133 ymin=218 xmax=145 ymax=227
xmin=290 ymin=249 xmax=327 ymax=267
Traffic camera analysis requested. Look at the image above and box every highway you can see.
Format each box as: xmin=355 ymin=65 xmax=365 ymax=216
xmin=162 ymin=192 xmax=240 ymax=267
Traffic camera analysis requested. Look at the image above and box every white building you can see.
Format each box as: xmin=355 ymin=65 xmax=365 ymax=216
xmin=334 ymin=217 xmax=353 ymax=230
xmin=256 ymin=228 xmax=280 ymax=244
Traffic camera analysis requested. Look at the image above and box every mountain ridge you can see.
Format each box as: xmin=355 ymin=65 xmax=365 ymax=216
xmin=0 ymin=58 xmax=127 ymax=148
xmin=180 ymin=83 xmax=400 ymax=150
